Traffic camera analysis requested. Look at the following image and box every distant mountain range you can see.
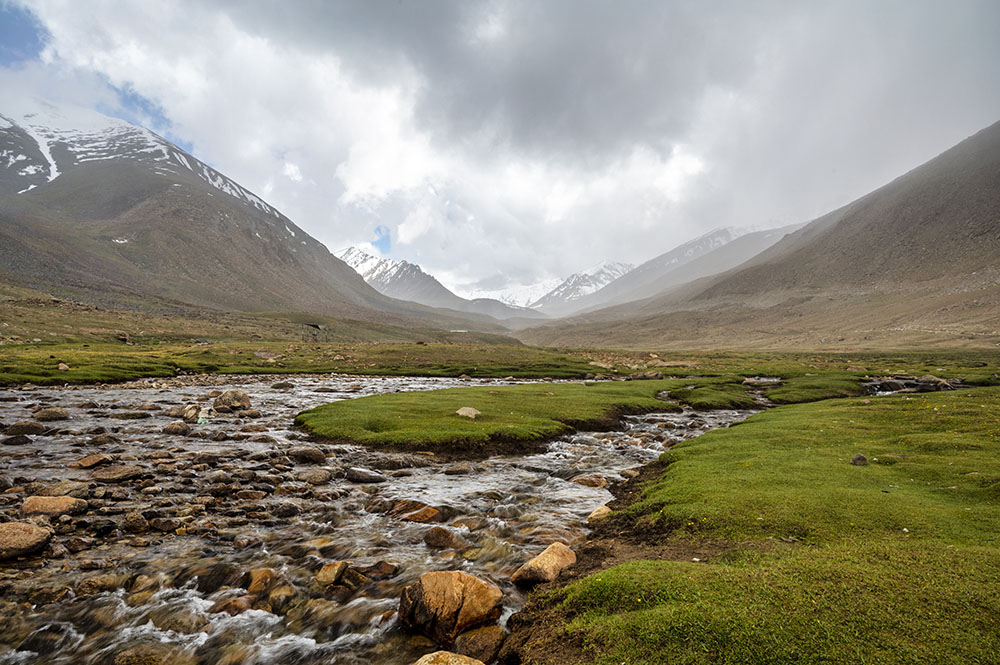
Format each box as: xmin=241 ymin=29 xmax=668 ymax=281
xmin=520 ymin=120 xmax=1000 ymax=349
xmin=335 ymin=246 xmax=543 ymax=320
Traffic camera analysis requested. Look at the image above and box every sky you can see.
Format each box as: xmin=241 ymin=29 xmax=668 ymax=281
xmin=2 ymin=0 xmax=999 ymax=296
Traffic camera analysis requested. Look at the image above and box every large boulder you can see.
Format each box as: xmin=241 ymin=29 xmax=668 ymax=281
xmin=510 ymin=542 xmax=576 ymax=587
xmin=399 ymin=571 xmax=503 ymax=645
xmin=33 ymin=407 xmax=70 ymax=422
xmin=0 ymin=521 xmax=53 ymax=559
xmin=22 ymin=495 xmax=88 ymax=517
xmin=6 ymin=421 xmax=46 ymax=436
xmin=412 ymin=652 xmax=485 ymax=665
xmin=214 ymin=389 xmax=251 ymax=411
xmin=453 ymin=625 xmax=507 ymax=663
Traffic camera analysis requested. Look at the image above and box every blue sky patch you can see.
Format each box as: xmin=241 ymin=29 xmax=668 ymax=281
xmin=372 ymin=225 xmax=391 ymax=254
xmin=0 ymin=3 xmax=47 ymax=66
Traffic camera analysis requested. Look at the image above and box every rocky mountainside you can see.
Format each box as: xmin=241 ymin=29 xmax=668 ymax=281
xmin=530 ymin=261 xmax=633 ymax=315
xmin=520 ymin=120 xmax=1000 ymax=349
xmin=335 ymin=247 xmax=544 ymax=320
xmin=0 ymin=98 xmax=503 ymax=332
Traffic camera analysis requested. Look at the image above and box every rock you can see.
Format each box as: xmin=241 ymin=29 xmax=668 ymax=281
xmin=214 ymin=389 xmax=251 ymax=411
xmin=424 ymin=526 xmax=467 ymax=550
xmin=390 ymin=500 xmax=444 ymax=523
xmin=2 ymin=434 xmax=32 ymax=446
xmin=57 ymin=363 xmax=70 ymax=371
xmin=163 ymin=421 xmax=191 ymax=436
xmin=316 ymin=561 xmax=349 ymax=585
xmin=454 ymin=625 xmax=507 ymax=664
xmin=77 ymin=573 xmax=123 ymax=595
xmin=268 ymin=584 xmax=297 ymax=613
xmin=22 ymin=495 xmax=88 ymax=517
xmin=359 ymin=560 xmax=399 ymax=580
xmin=73 ymin=453 xmax=113 ymax=469
xmin=271 ymin=381 xmax=294 ymax=389
xmin=92 ymin=465 xmax=144 ymax=483
xmin=6 ymin=421 xmax=46 ymax=435
xmin=444 ymin=462 xmax=474 ymax=475
xmin=273 ymin=501 xmax=300 ymax=518
xmin=120 ymin=511 xmax=150 ymax=533
xmin=114 ymin=644 xmax=197 ymax=665
xmin=150 ymin=517 xmax=182 ymax=532
xmin=296 ymin=468 xmax=332 ymax=485
xmin=346 ymin=467 xmax=387 ymax=483
xmin=211 ymin=594 xmax=255 ymax=615
xmin=569 ymin=473 xmax=607 ymax=489
xmin=89 ymin=433 xmax=120 ymax=445
xmin=38 ymin=480 xmax=89 ymax=497
xmin=587 ymin=505 xmax=612 ymax=522
xmin=0 ymin=521 xmax=52 ymax=559
xmin=399 ymin=570 xmax=503 ymax=645
xmin=289 ymin=446 xmax=326 ymax=464
xmin=511 ymin=542 xmax=577 ymax=587
xmin=850 ymin=453 xmax=869 ymax=466
xmin=412 ymin=652 xmax=485 ymax=665
xmin=17 ymin=624 xmax=79 ymax=656
xmin=33 ymin=407 xmax=70 ymax=422
xmin=182 ymin=404 xmax=201 ymax=423
xmin=455 ymin=407 xmax=481 ymax=419
xmin=247 ymin=568 xmax=276 ymax=594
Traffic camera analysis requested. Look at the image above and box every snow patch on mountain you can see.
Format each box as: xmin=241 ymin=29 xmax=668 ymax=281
xmin=530 ymin=261 xmax=634 ymax=308
xmin=458 ymin=279 xmax=564 ymax=309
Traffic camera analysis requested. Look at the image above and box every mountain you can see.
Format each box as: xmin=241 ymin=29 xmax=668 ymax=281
xmin=550 ymin=227 xmax=746 ymax=316
xmin=530 ymin=261 xmax=633 ymax=314
xmin=459 ymin=279 xmax=564 ymax=309
xmin=335 ymin=246 xmax=544 ymax=320
xmin=520 ymin=120 xmax=1000 ymax=349
xmin=0 ymin=98 xmax=503 ymax=333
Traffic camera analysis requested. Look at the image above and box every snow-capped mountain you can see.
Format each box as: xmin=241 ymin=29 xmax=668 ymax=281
xmin=530 ymin=261 xmax=634 ymax=310
xmin=0 ymin=97 xmax=280 ymax=219
xmin=336 ymin=247 xmax=545 ymax=320
xmin=459 ymin=279 xmax=564 ymax=309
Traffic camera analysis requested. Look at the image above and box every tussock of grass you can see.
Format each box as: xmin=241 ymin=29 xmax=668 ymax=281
xmin=764 ymin=373 xmax=866 ymax=403
xmin=668 ymin=379 xmax=757 ymax=409
xmin=551 ymin=387 xmax=1000 ymax=663
xmin=295 ymin=380 xmax=685 ymax=454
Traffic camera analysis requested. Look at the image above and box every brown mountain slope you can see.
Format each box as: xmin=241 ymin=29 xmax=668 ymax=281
xmin=520 ymin=120 xmax=1000 ymax=349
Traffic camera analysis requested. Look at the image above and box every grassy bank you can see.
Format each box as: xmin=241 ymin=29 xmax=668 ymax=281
xmin=510 ymin=387 xmax=1000 ymax=664
xmin=295 ymin=379 xmax=695 ymax=456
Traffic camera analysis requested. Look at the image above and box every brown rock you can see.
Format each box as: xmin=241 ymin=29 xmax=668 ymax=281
xmin=73 ymin=453 xmax=113 ymax=469
xmin=510 ymin=542 xmax=577 ymax=587
xmin=247 ymin=568 xmax=276 ymax=594
xmin=162 ymin=421 xmax=191 ymax=436
xmin=214 ymin=389 xmax=251 ymax=411
xmin=22 ymin=495 xmax=89 ymax=517
xmin=850 ymin=453 xmax=869 ymax=466
xmin=120 ymin=511 xmax=150 ymax=533
xmin=6 ymin=421 xmax=46 ymax=436
xmin=412 ymin=652 xmax=485 ymax=665
xmin=33 ymin=407 xmax=70 ymax=422
xmin=316 ymin=561 xmax=349 ymax=585
xmin=268 ymin=584 xmax=296 ymax=613
xmin=288 ymin=446 xmax=326 ymax=464
xmin=569 ymin=473 xmax=607 ymax=489
xmin=92 ymin=465 xmax=144 ymax=483
xmin=211 ymin=594 xmax=255 ymax=616
xmin=57 ymin=363 xmax=70 ymax=371
xmin=296 ymin=468 xmax=332 ymax=485
xmin=2 ymin=434 xmax=32 ymax=446
xmin=587 ymin=505 xmax=612 ymax=522
xmin=37 ymin=480 xmax=89 ymax=497
xmin=399 ymin=571 xmax=503 ymax=645
xmin=114 ymin=644 xmax=197 ymax=665
xmin=0 ymin=521 xmax=53 ymax=559
xmin=424 ymin=526 xmax=467 ymax=550
xmin=454 ymin=625 xmax=507 ymax=663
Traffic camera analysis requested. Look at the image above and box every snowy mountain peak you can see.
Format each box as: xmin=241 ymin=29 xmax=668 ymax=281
xmin=0 ymin=96 xmax=280 ymax=218
xmin=530 ymin=261 xmax=634 ymax=309
xmin=335 ymin=246 xmax=423 ymax=290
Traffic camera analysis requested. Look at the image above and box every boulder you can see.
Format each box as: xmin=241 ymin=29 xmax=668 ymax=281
xmin=114 ymin=644 xmax=197 ymax=665
xmin=163 ymin=421 xmax=191 ymax=436
xmin=587 ymin=505 xmax=612 ymax=522
xmin=6 ymin=421 xmax=46 ymax=436
xmin=850 ymin=453 xmax=869 ymax=466
xmin=511 ymin=542 xmax=576 ymax=587
xmin=424 ymin=526 xmax=467 ymax=550
xmin=412 ymin=652 xmax=485 ymax=665
xmin=454 ymin=625 xmax=507 ymax=663
xmin=57 ymin=363 xmax=70 ymax=371
xmin=296 ymin=468 xmax=332 ymax=485
xmin=73 ymin=453 xmax=113 ymax=469
xmin=214 ymin=389 xmax=251 ymax=411
xmin=399 ymin=571 xmax=503 ymax=645
xmin=33 ymin=407 xmax=70 ymax=422
xmin=288 ymin=446 xmax=326 ymax=464
xmin=346 ymin=467 xmax=387 ymax=483
xmin=2 ymin=434 xmax=32 ymax=446
xmin=22 ymin=495 xmax=88 ymax=517
xmin=37 ymin=480 xmax=89 ymax=497
xmin=569 ymin=473 xmax=607 ymax=489
xmin=182 ymin=404 xmax=201 ymax=423
xmin=0 ymin=521 xmax=52 ymax=559
xmin=120 ymin=511 xmax=150 ymax=533
xmin=316 ymin=561 xmax=349 ymax=585
xmin=455 ymin=407 xmax=481 ymax=419
xmin=92 ymin=465 xmax=144 ymax=483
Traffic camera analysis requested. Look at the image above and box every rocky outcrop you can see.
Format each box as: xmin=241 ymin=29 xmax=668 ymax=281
xmin=399 ymin=571 xmax=503 ymax=645
xmin=510 ymin=542 xmax=576 ymax=587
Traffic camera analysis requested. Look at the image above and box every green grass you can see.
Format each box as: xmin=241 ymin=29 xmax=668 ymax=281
xmin=295 ymin=380 xmax=687 ymax=454
xmin=668 ymin=378 xmax=758 ymax=409
xmin=544 ymin=387 xmax=1000 ymax=664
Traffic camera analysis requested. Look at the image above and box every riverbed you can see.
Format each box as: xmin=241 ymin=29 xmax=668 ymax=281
xmin=0 ymin=374 xmax=755 ymax=664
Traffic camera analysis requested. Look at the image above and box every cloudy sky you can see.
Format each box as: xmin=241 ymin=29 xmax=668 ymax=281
xmin=2 ymin=0 xmax=998 ymax=296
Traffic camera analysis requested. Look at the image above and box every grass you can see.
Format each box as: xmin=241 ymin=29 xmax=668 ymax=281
xmin=667 ymin=377 xmax=758 ymax=409
xmin=295 ymin=380 xmax=688 ymax=455
xmin=539 ymin=387 xmax=1000 ymax=664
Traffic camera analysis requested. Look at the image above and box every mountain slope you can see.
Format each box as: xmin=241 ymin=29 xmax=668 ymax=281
xmin=520 ymin=120 xmax=1000 ymax=349
xmin=0 ymin=98 xmax=504 ymax=332
xmin=335 ymin=246 xmax=544 ymax=320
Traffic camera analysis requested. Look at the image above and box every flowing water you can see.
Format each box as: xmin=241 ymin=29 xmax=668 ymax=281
xmin=0 ymin=375 xmax=756 ymax=664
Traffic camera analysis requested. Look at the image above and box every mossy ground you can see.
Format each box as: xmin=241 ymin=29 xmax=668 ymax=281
xmin=516 ymin=387 xmax=1000 ymax=664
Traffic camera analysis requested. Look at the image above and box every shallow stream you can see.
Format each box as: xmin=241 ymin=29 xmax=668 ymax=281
xmin=0 ymin=375 xmax=755 ymax=664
